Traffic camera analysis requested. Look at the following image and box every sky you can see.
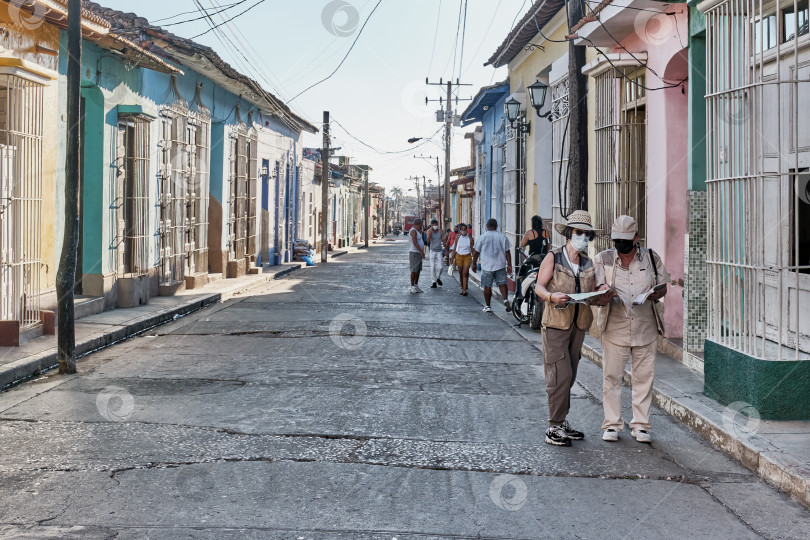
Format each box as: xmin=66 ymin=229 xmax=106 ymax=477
xmin=100 ymin=0 xmax=526 ymax=193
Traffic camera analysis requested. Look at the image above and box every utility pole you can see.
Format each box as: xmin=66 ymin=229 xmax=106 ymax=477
xmin=425 ymin=78 xmax=471 ymax=229
xmin=363 ymin=168 xmax=369 ymax=248
xmin=56 ymin=0 xmax=81 ymax=374
xmin=320 ymin=111 xmax=329 ymax=263
xmin=567 ymin=0 xmax=588 ymax=213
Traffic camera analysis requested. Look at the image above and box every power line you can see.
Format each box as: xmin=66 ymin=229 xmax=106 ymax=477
xmin=489 ymin=0 xmax=527 ymax=83
xmin=289 ymin=0 xmax=385 ymax=102
xmin=443 ymin=0 xmax=464 ymax=77
xmin=191 ymin=0 xmax=269 ymax=39
xmin=154 ymin=0 xmax=250 ymax=26
xmin=331 ymin=118 xmax=442 ymax=155
xmin=457 ymin=0 xmax=469 ymax=81
xmin=426 ymin=0 xmax=443 ymax=77
xmin=461 ymin=0 xmax=503 ymax=76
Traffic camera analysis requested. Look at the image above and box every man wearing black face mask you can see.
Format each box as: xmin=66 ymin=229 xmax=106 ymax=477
xmin=593 ymin=215 xmax=669 ymax=444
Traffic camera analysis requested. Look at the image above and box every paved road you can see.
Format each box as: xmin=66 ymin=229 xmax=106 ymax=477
xmin=0 ymin=240 xmax=808 ymax=539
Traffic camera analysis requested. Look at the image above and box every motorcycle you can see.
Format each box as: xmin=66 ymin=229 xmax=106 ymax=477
xmin=511 ymin=252 xmax=545 ymax=329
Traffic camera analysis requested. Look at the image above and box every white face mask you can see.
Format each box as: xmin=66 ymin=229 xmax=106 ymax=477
xmin=432 ymin=225 xmax=438 ymax=231
xmin=571 ymin=233 xmax=589 ymax=252
xmin=461 ymin=231 xmax=468 ymax=236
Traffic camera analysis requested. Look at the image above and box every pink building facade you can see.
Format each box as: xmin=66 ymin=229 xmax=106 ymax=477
xmin=577 ymin=0 xmax=690 ymax=338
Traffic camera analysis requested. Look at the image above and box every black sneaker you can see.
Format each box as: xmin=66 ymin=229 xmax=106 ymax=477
xmin=431 ymin=282 xmax=438 ymax=288
xmin=437 ymin=279 xmax=443 ymax=286
xmin=545 ymin=425 xmax=572 ymax=447
xmin=561 ymin=420 xmax=584 ymax=440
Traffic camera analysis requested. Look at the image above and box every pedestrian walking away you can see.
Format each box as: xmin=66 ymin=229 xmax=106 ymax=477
xmin=408 ymin=218 xmax=426 ymax=294
xmin=534 ymin=210 xmax=600 ymax=447
xmin=425 ymin=219 xmax=446 ymax=288
xmin=453 ymin=223 xmax=473 ymax=295
xmin=594 ymin=215 xmax=669 ymax=444
xmin=447 ymin=225 xmax=459 ymax=277
xmin=520 ymin=215 xmax=550 ymax=264
xmin=472 ymin=218 xmax=512 ymax=313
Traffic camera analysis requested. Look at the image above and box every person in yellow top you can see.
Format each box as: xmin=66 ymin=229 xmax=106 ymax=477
xmin=534 ymin=210 xmax=599 ymax=447
xmin=594 ymin=215 xmax=670 ymax=444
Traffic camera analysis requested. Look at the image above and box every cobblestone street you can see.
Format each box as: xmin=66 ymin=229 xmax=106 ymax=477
xmin=0 ymin=241 xmax=808 ymax=539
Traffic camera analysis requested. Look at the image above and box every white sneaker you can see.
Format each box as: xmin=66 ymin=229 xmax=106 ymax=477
xmin=410 ymin=286 xmax=418 ymax=294
xmin=483 ymin=306 xmax=492 ymax=313
xmin=415 ymin=286 xmax=424 ymax=293
xmin=602 ymin=429 xmax=619 ymax=442
xmin=632 ymin=429 xmax=652 ymax=443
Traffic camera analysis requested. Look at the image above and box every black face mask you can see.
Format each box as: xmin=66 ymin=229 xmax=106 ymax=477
xmin=614 ymin=239 xmax=635 ymax=254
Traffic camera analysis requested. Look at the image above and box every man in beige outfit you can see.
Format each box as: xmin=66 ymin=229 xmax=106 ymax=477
xmin=594 ymin=216 xmax=669 ymax=443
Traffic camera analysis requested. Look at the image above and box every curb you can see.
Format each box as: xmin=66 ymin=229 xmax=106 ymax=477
xmin=579 ymin=341 xmax=810 ymax=509
xmin=0 ymin=263 xmax=305 ymax=391
xmin=469 ymin=269 xmax=810 ymax=508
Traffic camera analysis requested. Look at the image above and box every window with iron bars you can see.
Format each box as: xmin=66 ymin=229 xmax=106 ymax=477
xmin=228 ymin=127 xmax=258 ymax=261
xmin=117 ymin=115 xmax=151 ymax=277
xmin=593 ymin=68 xmax=647 ymax=253
xmin=158 ymin=108 xmax=211 ymax=283
xmin=704 ymin=0 xmax=810 ymax=358
xmin=0 ymin=74 xmax=43 ymax=330
xmin=551 ymin=76 xmax=570 ymax=248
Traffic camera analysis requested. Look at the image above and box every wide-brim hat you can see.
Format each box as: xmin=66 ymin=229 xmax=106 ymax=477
xmin=611 ymin=214 xmax=638 ymax=240
xmin=554 ymin=210 xmax=599 ymax=235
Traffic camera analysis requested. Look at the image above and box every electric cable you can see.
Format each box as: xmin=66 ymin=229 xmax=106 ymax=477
xmin=331 ymin=118 xmax=442 ymax=155
xmin=426 ymin=0 xmax=443 ymax=77
xmin=461 ymin=0 xmax=503 ymax=76
xmin=457 ymin=0 xmax=469 ymax=81
xmin=191 ymin=0 xmax=269 ymax=39
xmin=155 ymin=0 xmax=250 ymax=26
xmin=289 ymin=0 xmax=385 ymax=102
xmin=442 ymin=0 xmax=465 ymax=78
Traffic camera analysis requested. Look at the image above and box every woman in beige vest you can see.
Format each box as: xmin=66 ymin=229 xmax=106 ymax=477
xmin=534 ymin=210 xmax=598 ymax=447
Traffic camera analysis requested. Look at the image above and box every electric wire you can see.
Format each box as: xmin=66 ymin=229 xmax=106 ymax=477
xmin=426 ymin=0 xmax=443 ymax=77
xmin=443 ymin=0 xmax=465 ymax=78
xmin=331 ymin=118 xmax=443 ymax=155
xmin=489 ymin=0 xmax=528 ymax=84
xmin=460 ymin=0 xmax=503 ymax=76
xmin=456 ymin=0 xmax=469 ymax=82
xmin=191 ymin=0 xmax=269 ymax=39
xmin=289 ymin=0 xmax=385 ymax=102
xmin=192 ymin=0 xmax=302 ymax=132
xmin=154 ymin=0 xmax=250 ymax=26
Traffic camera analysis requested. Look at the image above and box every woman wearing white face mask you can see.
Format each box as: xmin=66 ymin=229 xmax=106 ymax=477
xmin=534 ymin=210 xmax=599 ymax=447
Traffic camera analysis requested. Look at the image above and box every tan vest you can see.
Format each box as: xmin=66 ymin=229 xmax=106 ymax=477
xmin=541 ymin=247 xmax=595 ymax=331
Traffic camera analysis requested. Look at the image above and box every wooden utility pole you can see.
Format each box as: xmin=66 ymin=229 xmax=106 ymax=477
xmin=364 ymin=168 xmax=369 ymax=248
xmin=320 ymin=111 xmax=329 ymax=263
xmin=567 ymin=0 xmax=588 ymax=213
xmin=443 ymin=81 xmax=452 ymax=227
xmin=55 ymin=0 xmax=82 ymax=374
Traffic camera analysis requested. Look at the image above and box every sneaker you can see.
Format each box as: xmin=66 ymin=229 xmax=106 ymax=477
xmin=504 ymin=299 xmax=512 ymax=312
xmin=483 ymin=306 xmax=492 ymax=313
xmin=602 ymin=429 xmax=619 ymax=442
xmin=410 ymin=286 xmax=418 ymax=294
xmin=431 ymin=282 xmax=438 ymax=288
xmin=545 ymin=425 xmax=572 ymax=447
xmin=448 ymin=266 xmax=454 ymax=276
xmin=437 ymin=279 xmax=443 ymax=286
xmin=415 ymin=286 xmax=424 ymax=293
xmin=632 ymin=429 xmax=652 ymax=443
xmin=561 ymin=420 xmax=584 ymax=440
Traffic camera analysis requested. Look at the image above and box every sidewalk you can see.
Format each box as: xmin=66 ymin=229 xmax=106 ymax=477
xmin=0 ymin=263 xmax=305 ymax=390
xmin=467 ymin=268 xmax=810 ymax=508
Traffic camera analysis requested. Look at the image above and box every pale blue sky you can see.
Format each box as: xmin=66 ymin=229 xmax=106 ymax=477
xmin=101 ymin=0 xmax=523 ymax=191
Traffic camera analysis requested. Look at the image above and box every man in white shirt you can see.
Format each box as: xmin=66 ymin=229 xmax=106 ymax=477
xmin=472 ymin=218 xmax=513 ymax=313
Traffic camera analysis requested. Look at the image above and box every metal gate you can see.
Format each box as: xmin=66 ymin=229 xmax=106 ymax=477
xmin=117 ymin=115 xmax=151 ymax=276
xmin=0 ymin=74 xmax=43 ymax=329
xmin=703 ymin=0 xmax=810 ymax=359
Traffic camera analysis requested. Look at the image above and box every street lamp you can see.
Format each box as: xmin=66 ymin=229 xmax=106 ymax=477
xmin=528 ymin=79 xmax=553 ymax=121
xmin=505 ymin=97 xmax=529 ymax=134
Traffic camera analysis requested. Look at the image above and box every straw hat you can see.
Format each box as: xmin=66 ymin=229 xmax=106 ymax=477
xmin=554 ymin=210 xmax=599 ymax=235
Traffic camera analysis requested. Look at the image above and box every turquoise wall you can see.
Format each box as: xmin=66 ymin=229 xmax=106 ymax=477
xmin=688 ymin=4 xmax=707 ymax=191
